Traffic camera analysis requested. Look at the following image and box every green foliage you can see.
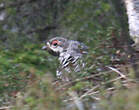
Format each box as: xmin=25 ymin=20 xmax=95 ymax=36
xmin=13 ymin=75 xmax=62 ymax=110
xmin=100 ymin=87 xmax=139 ymax=110
xmin=0 ymin=0 xmax=138 ymax=109
xmin=0 ymin=43 xmax=58 ymax=106
xmin=70 ymin=81 xmax=90 ymax=91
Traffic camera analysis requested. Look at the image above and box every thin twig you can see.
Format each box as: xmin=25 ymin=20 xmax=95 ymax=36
xmin=79 ymin=76 xmax=123 ymax=101
xmin=57 ymin=70 xmax=113 ymax=90
xmin=26 ymin=25 xmax=57 ymax=34
xmin=79 ymin=85 xmax=100 ymax=99
xmin=106 ymin=66 xmax=127 ymax=79
xmin=90 ymin=95 xmax=101 ymax=101
xmin=0 ymin=106 xmax=13 ymax=110
xmin=68 ymin=91 xmax=85 ymax=110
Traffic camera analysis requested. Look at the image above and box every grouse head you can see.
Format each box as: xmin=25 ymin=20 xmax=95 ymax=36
xmin=42 ymin=37 xmax=68 ymax=56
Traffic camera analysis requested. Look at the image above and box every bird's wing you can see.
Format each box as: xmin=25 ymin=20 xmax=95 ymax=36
xmin=67 ymin=40 xmax=88 ymax=55
xmin=79 ymin=42 xmax=88 ymax=54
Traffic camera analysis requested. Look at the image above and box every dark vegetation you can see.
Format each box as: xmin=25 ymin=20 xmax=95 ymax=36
xmin=0 ymin=0 xmax=138 ymax=110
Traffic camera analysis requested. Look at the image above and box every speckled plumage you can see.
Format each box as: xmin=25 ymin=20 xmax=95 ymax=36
xmin=42 ymin=37 xmax=88 ymax=79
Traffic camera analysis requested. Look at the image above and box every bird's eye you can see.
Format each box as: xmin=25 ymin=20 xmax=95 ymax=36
xmin=53 ymin=43 xmax=58 ymax=46
xmin=51 ymin=40 xmax=59 ymax=46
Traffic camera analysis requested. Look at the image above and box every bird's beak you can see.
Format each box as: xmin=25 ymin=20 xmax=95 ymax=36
xmin=42 ymin=45 xmax=47 ymax=50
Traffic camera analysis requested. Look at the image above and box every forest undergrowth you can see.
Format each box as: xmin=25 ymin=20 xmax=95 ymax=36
xmin=0 ymin=41 xmax=138 ymax=110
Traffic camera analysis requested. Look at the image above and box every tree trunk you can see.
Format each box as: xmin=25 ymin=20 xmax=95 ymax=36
xmin=109 ymin=0 xmax=139 ymax=79
xmin=124 ymin=0 xmax=139 ymax=50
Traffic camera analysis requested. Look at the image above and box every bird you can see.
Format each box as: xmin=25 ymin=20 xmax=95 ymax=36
xmin=42 ymin=37 xmax=88 ymax=80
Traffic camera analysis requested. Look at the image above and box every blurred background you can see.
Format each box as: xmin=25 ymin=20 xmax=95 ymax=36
xmin=0 ymin=0 xmax=138 ymax=110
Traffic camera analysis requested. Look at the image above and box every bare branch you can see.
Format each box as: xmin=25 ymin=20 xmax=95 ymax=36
xmin=68 ymin=91 xmax=85 ymax=110
xmin=0 ymin=106 xmax=13 ymax=110
xmin=106 ymin=66 xmax=127 ymax=79
xmin=26 ymin=25 xmax=57 ymax=34
xmin=57 ymin=70 xmax=113 ymax=90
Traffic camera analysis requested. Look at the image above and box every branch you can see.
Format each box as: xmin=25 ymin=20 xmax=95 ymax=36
xmin=26 ymin=25 xmax=57 ymax=34
xmin=56 ymin=70 xmax=113 ymax=90
xmin=0 ymin=106 xmax=13 ymax=110
xmin=106 ymin=66 xmax=127 ymax=79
